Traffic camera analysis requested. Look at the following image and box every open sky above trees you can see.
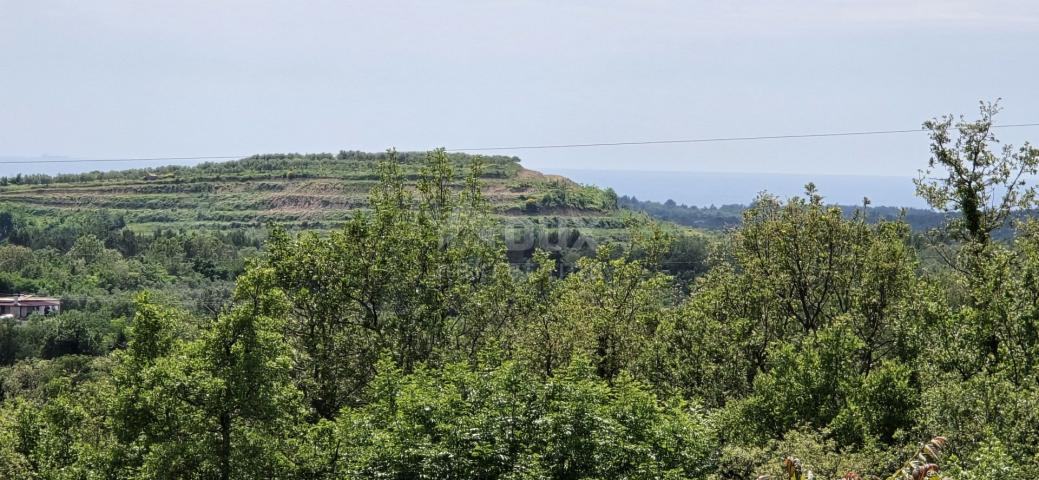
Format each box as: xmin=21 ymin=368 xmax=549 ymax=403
xmin=3 ymin=0 xmax=1039 ymax=175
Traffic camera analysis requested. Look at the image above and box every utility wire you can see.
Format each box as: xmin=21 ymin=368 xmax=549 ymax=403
xmin=445 ymin=122 xmax=1039 ymax=152
xmin=3 ymin=122 xmax=1039 ymax=165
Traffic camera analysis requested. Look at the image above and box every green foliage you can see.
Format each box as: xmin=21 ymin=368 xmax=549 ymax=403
xmin=266 ymin=150 xmax=516 ymax=418
xmin=850 ymin=360 xmax=918 ymax=443
xmin=712 ymin=426 xmax=902 ymax=480
xmin=2 ymin=114 xmax=1039 ymax=479
xmin=915 ymin=100 xmax=1039 ymax=246
xmin=619 ymin=195 xmax=950 ymax=233
xmin=1 ymin=311 xmax=123 ymax=364
xmin=527 ymin=180 xmax=619 ymax=212
xmin=104 ymin=270 xmax=301 ymax=479
xmin=336 ymin=357 xmax=716 ymax=480
xmin=947 ymin=435 xmax=1036 ymax=479
xmin=737 ymin=323 xmax=865 ymax=442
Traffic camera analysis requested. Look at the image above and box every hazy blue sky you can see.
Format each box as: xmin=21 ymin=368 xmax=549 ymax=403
xmin=2 ymin=0 xmax=1038 ymax=176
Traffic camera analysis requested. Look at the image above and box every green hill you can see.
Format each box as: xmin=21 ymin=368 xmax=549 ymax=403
xmin=0 ymin=151 xmax=629 ymax=238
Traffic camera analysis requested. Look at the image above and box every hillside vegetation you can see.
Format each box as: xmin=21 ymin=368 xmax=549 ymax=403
xmin=0 ymin=151 xmax=623 ymax=233
xmin=2 ymin=105 xmax=1038 ymax=479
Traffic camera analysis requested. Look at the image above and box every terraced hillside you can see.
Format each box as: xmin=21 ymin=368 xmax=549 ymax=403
xmin=0 ymin=151 xmax=630 ymax=240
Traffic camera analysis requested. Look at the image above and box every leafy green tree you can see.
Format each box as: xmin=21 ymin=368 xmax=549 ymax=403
xmin=733 ymin=322 xmax=864 ymax=442
xmin=107 ymin=270 xmax=301 ymax=479
xmin=915 ymin=101 xmax=1039 ymax=371
xmin=267 ymin=149 xmax=513 ymax=418
xmin=949 ymin=436 xmax=1034 ymax=479
xmin=38 ymin=312 xmax=106 ymax=358
xmin=334 ymin=356 xmax=716 ymax=480
xmin=109 ymin=292 xmax=182 ymax=472
xmin=915 ymin=368 xmax=1039 ymax=470
xmin=557 ymin=243 xmax=674 ymax=382
xmin=145 ymin=236 xmax=188 ymax=276
xmin=847 ymin=360 xmax=918 ymax=443
xmin=734 ymin=188 xmax=865 ymax=334
xmin=0 ymin=399 xmax=40 ymax=478
xmin=198 ymin=266 xmax=300 ymax=480
xmin=915 ymin=100 xmax=1039 ymax=248
xmin=646 ymin=278 xmax=756 ymax=405
xmin=0 ymin=372 xmax=116 ymax=479
xmin=0 ymin=317 xmax=18 ymax=366
xmin=663 ymin=188 xmax=920 ymax=403
xmin=512 ymin=251 xmax=570 ymax=376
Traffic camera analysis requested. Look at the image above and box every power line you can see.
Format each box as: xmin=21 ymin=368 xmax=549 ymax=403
xmin=445 ymin=122 xmax=1039 ymax=152
xmin=3 ymin=122 xmax=1039 ymax=165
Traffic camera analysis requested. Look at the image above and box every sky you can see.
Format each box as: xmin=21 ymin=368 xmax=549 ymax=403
xmin=2 ymin=0 xmax=1039 ymax=177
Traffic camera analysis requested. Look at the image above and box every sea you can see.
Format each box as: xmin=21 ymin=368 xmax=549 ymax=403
xmin=543 ymin=169 xmax=926 ymax=208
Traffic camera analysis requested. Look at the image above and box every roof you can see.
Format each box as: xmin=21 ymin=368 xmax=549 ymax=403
xmin=0 ymin=294 xmax=60 ymax=306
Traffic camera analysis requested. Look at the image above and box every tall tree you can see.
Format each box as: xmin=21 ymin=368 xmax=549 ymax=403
xmin=915 ymin=100 xmax=1039 ymax=248
xmin=199 ymin=266 xmax=300 ymax=480
xmin=110 ymin=271 xmax=301 ymax=479
xmin=656 ymin=187 xmax=921 ymax=404
xmin=267 ymin=149 xmax=514 ymax=419
xmin=915 ymin=100 xmax=1039 ymax=364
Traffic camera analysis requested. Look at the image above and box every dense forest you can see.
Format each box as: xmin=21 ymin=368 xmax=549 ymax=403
xmin=1 ymin=104 xmax=1039 ymax=479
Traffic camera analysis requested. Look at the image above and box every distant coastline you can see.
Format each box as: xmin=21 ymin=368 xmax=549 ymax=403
xmin=1 ymin=157 xmax=927 ymax=209
xmin=543 ymin=168 xmax=927 ymax=208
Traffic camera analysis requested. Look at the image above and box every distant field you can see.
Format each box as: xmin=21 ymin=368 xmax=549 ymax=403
xmin=0 ymin=151 xmax=635 ymax=242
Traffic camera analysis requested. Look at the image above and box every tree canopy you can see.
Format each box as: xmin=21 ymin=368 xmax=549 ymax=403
xmin=3 ymin=110 xmax=1039 ymax=478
